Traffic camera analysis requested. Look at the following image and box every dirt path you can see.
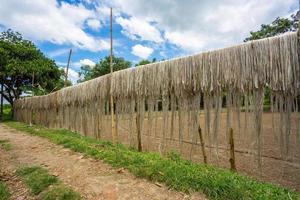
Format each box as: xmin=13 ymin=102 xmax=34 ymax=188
xmin=0 ymin=124 xmax=206 ymax=200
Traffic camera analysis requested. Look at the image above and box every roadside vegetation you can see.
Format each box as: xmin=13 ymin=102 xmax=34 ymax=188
xmin=5 ymin=121 xmax=299 ymax=200
xmin=0 ymin=139 xmax=12 ymax=151
xmin=17 ymin=166 xmax=58 ymax=195
xmin=0 ymin=181 xmax=10 ymax=200
xmin=17 ymin=166 xmax=81 ymax=200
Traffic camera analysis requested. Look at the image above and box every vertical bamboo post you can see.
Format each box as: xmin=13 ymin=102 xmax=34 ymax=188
xmin=64 ymin=49 xmax=72 ymax=87
xmin=109 ymin=7 xmax=117 ymax=144
xmin=0 ymin=83 xmax=3 ymax=121
xmin=229 ymin=128 xmax=236 ymax=171
xmin=136 ymin=110 xmax=142 ymax=151
xmin=32 ymin=72 xmax=35 ymax=96
xmin=198 ymin=126 xmax=207 ymax=164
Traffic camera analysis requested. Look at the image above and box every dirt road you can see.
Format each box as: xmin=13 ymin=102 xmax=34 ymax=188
xmin=0 ymin=123 xmax=206 ymax=200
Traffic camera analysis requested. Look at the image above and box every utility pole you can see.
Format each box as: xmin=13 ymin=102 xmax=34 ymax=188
xmin=64 ymin=49 xmax=72 ymax=87
xmin=110 ymin=7 xmax=117 ymax=143
xmin=32 ymin=72 xmax=35 ymax=96
xmin=0 ymin=83 xmax=3 ymax=121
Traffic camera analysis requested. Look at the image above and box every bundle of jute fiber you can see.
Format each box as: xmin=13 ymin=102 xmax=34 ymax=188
xmin=14 ymin=32 xmax=300 ymax=175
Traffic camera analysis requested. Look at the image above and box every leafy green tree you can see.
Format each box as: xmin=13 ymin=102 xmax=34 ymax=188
xmin=135 ymin=58 xmax=157 ymax=67
xmin=244 ymin=13 xmax=299 ymax=42
xmin=78 ymin=56 xmax=131 ymax=82
xmin=0 ymin=29 xmax=65 ymax=107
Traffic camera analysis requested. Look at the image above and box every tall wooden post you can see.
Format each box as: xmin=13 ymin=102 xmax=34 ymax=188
xmin=64 ymin=49 xmax=72 ymax=87
xmin=0 ymin=83 xmax=3 ymax=121
xmin=198 ymin=126 xmax=207 ymax=164
xmin=110 ymin=7 xmax=117 ymax=143
xmin=32 ymin=72 xmax=35 ymax=96
xmin=229 ymin=128 xmax=236 ymax=171
xmin=136 ymin=110 xmax=142 ymax=151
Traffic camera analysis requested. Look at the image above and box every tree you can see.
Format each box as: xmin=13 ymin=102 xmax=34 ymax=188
xmin=0 ymin=29 xmax=65 ymax=108
xmin=244 ymin=13 xmax=299 ymax=42
xmin=78 ymin=55 xmax=131 ymax=82
xmin=135 ymin=58 xmax=157 ymax=67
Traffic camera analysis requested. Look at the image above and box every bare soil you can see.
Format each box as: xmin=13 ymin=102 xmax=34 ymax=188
xmin=0 ymin=123 xmax=207 ymax=200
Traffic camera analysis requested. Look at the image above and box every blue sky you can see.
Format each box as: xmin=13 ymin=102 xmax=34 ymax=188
xmin=0 ymin=0 xmax=298 ymax=84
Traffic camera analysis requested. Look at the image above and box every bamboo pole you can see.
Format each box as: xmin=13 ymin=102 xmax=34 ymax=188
xmin=198 ymin=126 xmax=207 ymax=164
xmin=136 ymin=111 xmax=142 ymax=151
xmin=229 ymin=128 xmax=236 ymax=171
xmin=64 ymin=49 xmax=72 ymax=87
xmin=0 ymin=83 xmax=3 ymax=121
xmin=110 ymin=7 xmax=117 ymax=143
xmin=32 ymin=72 xmax=35 ymax=96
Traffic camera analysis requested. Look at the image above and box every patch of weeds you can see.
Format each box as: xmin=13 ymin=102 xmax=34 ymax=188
xmin=6 ymin=121 xmax=300 ymax=200
xmin=41 ymin=185 xmax=81 ymax=200
xmin=16 ymin=166 xmax=81 ymax=199
xmin=0 ymin=181 xmax=10 ymax=200
xmin=17 ymin=166 xmax=58 ymax=195
xmin=0 ymin=140 xmax=12 ymax=151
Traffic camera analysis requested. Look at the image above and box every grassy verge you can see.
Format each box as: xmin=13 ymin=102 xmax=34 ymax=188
xmin=0 ymin=140 xmax=12 ymax=151
xmin=17 ymin=166 xmax=58 ymax=195
xmin=0 ymin=181 xmax=10 ymax=200
xmin=17 ymin=166 xmax=80 ymax=199
xmin=6 ymin=121 xmax=300 ymax=200
xmin=41 ymin=185 xmax=81 ymax=200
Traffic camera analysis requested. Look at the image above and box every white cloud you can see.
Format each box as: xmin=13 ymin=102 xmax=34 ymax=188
xmin=48 ymin=48 xmax=71 ymax=58
xmin=66 ymin=68 xmax=80 ymax=85
xmin=79 ymin=58 xmax=96 ymax=67
xmin=131 ymin=44 xmax=154 ymax=59
xmin=108 ymin=0 xmax=297 ymax=52
xmin=116 ymin=17 xmax=163 ymax=43
xmin=0 ymin=0 xmax=109 ymax=52
xmin=59 ymin=66 xmax=79 ymax=85
xmin=86 ymin=18 xmax=101 ymax=30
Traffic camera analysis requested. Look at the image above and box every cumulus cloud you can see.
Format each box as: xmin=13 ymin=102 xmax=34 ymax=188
xmin=79 ymin=58 xmax=96 ymax=67
xmin=66 ymin=68 xmax=80 ymax=84
xmin=86 ymin=18 xmax=101 ymax=30
xmin=116 ymin=17 xmax=163 ymax=43
xmin=0 ymin=0 xmax=109 ymax=52
xmin=131 ymin=44 xmax=154 ymax=59
xmin=109 ymin=0 xmax=297 ymax=52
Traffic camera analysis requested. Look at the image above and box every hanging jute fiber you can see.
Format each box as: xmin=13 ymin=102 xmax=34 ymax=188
xmin=14 ymin=31 xmax=300 ymax=189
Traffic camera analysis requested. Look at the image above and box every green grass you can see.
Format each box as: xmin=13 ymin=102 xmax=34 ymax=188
xmin=16 ymin=166 xmax=81 ymax=199
xmin=17 ymin=166 xmax=58 ymax=195
xmin=41 ymin=185 xmax=81 ymax=200
xmin=0 ymin=181 xmax=10 ymax=200
xmin=0 ymin=139 xmax=12 ymax=151
xmin=6 ymin=121 xmax=300 ymax=200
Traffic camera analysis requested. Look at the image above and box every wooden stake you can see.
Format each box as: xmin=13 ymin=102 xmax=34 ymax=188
xmin=198 ymin=126 xmax=207 ymax=164
xmin=136 ymin=111 xmax=142 ymax=151
xmin=109 ymin=7 xmax=117 ymax=144
xmin=64 ymin=49 xmax=72 ymax=87
xmin=229 ymin=128 xmax=236 ymax=171
xmin=32 ymin=72 xmax=35 ymax=96
xmin=0 ymin=84 xmax=3 ymax=121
